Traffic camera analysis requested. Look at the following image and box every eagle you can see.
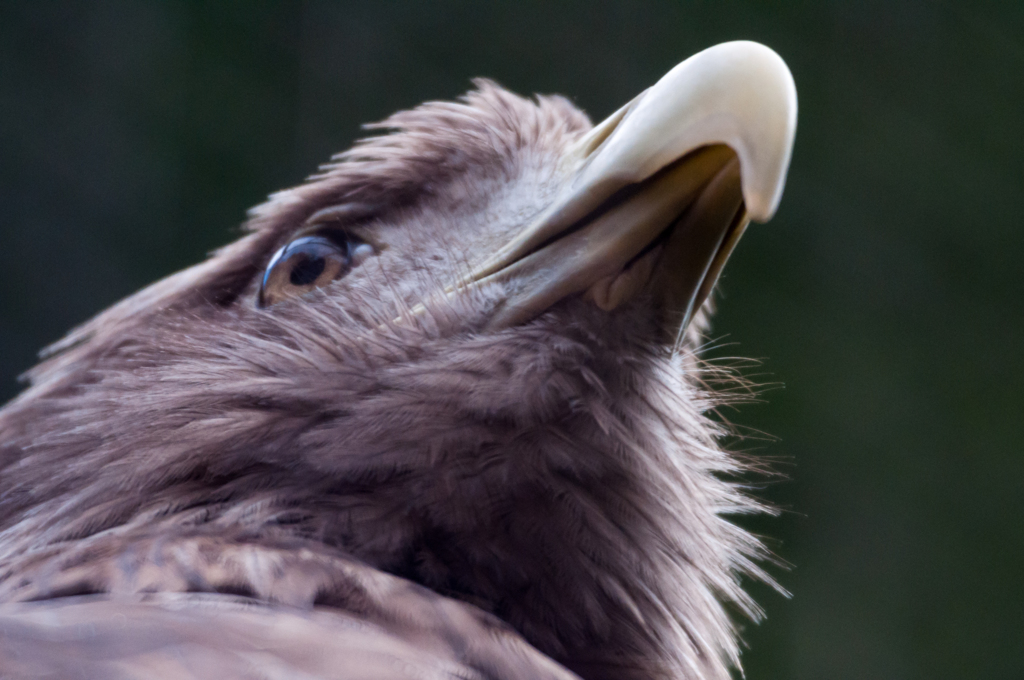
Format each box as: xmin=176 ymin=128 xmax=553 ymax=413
xmin=0 ymin=41 xmax=796 ymax=680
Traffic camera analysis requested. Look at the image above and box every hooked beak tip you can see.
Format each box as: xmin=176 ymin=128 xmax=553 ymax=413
xmin=574 ymin=40 xmax=797 ymax=223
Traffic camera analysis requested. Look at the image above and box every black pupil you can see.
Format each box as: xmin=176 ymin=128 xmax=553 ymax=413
xmin=290 ymin=255 xmax=326 ymax=286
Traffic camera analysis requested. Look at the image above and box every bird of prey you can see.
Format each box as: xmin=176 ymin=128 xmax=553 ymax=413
xmin=0 ymin=41 xmax=796 ymax=680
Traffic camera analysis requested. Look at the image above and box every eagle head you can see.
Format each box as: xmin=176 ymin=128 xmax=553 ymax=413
xmin=0 ymin=42 xmax=796 ymax=680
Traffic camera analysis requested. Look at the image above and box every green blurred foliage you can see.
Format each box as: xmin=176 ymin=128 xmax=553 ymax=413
xmin=1 ymin=2 xmax=1022 ymax=678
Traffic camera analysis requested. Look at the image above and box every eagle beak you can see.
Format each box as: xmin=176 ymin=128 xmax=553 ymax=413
xmin=463 ymin=41 xmax=797 ymax=338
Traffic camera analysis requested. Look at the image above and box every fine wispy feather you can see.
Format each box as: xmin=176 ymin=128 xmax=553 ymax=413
xmin=0 ymin=42 xmax=797 ymax=680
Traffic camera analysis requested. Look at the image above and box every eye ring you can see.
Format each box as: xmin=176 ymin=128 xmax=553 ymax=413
xmin=257 ymin=233 xmax=370 ymax=308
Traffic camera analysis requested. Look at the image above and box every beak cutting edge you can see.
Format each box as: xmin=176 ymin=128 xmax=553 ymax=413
xmin=456 ymin=41 xmax=797 ymax=334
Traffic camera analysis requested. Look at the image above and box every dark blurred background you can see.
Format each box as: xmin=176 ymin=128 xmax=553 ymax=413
xmin=1 ymin=1 xmax=1022 ymax=678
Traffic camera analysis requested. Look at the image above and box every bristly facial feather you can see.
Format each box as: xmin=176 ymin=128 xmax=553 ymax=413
xmin=0 ymin=81 xmax=773 ymax=680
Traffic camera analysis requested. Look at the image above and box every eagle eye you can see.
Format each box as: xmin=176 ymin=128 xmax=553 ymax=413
xmin=257 ymin=233 xmax=372 ymax=308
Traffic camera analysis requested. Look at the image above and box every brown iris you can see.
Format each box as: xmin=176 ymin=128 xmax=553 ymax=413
xmin=258 ymin=235 xmax=354 ymax=308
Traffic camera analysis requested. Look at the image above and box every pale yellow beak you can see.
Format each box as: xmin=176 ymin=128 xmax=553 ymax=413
xmin=455 ymin=41 xmax=796 ymax=336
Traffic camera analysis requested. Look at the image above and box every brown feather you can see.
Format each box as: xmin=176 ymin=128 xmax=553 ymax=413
xmin=0 ymin=80 xmax=771 ymax=680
